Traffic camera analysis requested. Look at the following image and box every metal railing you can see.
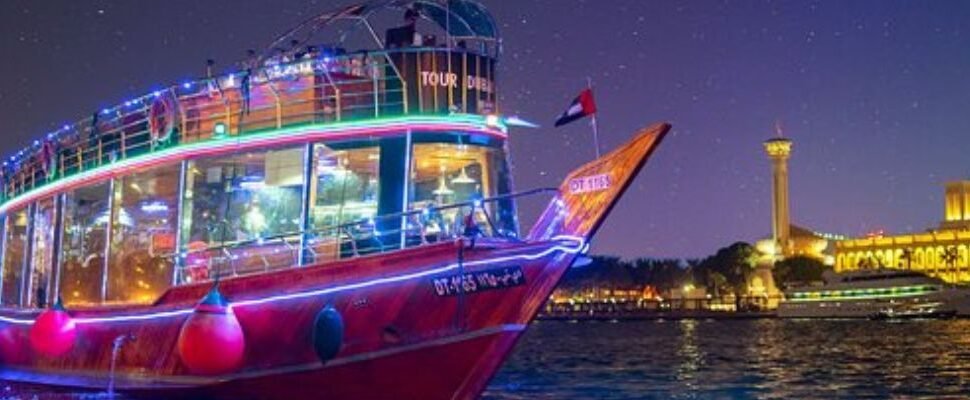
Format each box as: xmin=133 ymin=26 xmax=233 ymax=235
xmin=170 ymin=188 xmax=556 ymax=285
xmin=2 ymin=47 xmax=494 ymax=203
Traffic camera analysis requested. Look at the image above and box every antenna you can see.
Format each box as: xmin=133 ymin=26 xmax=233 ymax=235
xmin=774 ymin=119 xmax=784 ymax=138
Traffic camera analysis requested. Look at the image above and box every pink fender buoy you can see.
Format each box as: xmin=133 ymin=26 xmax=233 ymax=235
xmin=29 ymin=298 xmax=77 ymax=358
xmin=176 ymin=285 xmax=246 ymax=375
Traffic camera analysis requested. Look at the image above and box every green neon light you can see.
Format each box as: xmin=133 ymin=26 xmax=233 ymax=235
xmin=1 ymin=114 xmax=505 ymax=213
xmin=788 ymin=285 xmax=938 ymax=302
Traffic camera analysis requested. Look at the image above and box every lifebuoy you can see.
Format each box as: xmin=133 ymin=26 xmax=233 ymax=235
xmin=149 ymin=92 xmax=178 ymax=144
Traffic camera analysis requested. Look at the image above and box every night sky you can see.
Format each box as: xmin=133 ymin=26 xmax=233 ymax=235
xmin=2 ymin=1 xmax=970 ymax=259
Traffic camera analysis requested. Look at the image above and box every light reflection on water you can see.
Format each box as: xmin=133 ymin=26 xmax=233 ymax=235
xmin=5 ymin=319 xmax=970 ymax=399
xmin=483 ymin=319 xmax=970 ymax=399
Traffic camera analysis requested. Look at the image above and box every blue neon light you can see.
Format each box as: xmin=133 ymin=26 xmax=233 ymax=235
xmin=0 ymin=235 xmax=584 ymax=326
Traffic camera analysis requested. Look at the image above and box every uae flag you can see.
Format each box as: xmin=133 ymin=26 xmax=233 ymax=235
xmin=554 ymin=88 xmax=597 ymax=127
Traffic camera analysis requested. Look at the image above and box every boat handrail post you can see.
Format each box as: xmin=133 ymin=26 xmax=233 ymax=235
xmin=171 ymin=87 xmax=188 ymax=143
xmin=411 ymin=214 xmax=428 ymax=246
xmin=475 ymin=200 xmax=500 ymax=238
xmin=221 ymin=248 xmax=234 ymax=279
xmin=207 ymin=77 xmax=234 ymax=137
xmin=262 ymin=76 xmax=283 ymax=129
xmin=343 ymin=226 xmax=359 ymax=258
xmin=299 ymin=234 xmax=317 ymax=265
xmin=316 ymin=62 xmax=342 ymax=123
xmin=372 ymin=61 xmax=380 ymax=118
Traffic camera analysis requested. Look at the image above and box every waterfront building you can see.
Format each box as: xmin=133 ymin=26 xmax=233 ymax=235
xmin=835 ymin=180 xmax=970 ymax=283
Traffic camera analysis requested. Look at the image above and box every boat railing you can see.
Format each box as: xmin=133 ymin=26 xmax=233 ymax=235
xmin=170 ymin=187 xmax=557 ymax=285
xmin=2 ymin=47 xmax=496 ymax=204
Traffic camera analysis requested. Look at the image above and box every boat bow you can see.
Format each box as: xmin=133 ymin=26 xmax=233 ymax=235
xmin=527 ymin=122 xmax=671 ymax=242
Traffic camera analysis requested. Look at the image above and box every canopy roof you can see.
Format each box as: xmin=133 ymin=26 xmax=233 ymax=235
xmin=260 ymin=0 xmax=500 ymax=62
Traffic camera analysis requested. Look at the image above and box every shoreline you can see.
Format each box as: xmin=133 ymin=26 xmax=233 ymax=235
xmin=537 ymin=310 xmax=778 ymax=321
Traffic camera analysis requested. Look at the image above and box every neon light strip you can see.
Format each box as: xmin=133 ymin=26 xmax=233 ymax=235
xmin=232 ymin=235 xmax=583 ymax=309
xmin=788 ymin=285 xmax=938 ymax=302
xmin=0 ymin=235 xmax=583 ymax=325
xmin=0 ymin=115 xmax=507 ymax=215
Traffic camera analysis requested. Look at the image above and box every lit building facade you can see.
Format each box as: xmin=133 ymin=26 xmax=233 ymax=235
xmin=836 ymin=180 xmax=970 ymax=283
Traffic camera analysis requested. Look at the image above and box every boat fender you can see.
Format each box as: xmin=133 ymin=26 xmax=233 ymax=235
xmin=311 ymin=305 xmax=343 ymax=363
xmin=176 ymin=285 xmax=246 ymax=375
xmin=29 ymin=298 xmax=77 ymax=358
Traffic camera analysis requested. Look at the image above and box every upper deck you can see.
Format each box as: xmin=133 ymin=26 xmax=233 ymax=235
xmin=0 ymin=0 xmax=520 ymax=309
xmin=0 ymin=0 xmax=502 ymax=211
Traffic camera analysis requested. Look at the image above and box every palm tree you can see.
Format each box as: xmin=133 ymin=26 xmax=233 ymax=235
xmin=707 ymin=271 xmax=727 ymax=299
xmin=899 ymin=248 xmax=913 ymax=270
xmin=942 ymin=246 xmax=959 ymax=282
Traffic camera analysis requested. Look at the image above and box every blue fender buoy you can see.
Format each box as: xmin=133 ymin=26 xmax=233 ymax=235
xmin=311 ymin=305 xmax=343 ymax=363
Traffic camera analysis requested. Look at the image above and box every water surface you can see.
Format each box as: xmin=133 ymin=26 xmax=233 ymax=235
xmin=484 ymin=319 xmax=970 ymax=399
xmin=6 ymin=319 xmax=970 ymax=399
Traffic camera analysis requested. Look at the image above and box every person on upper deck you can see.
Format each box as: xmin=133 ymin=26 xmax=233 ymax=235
xmin=385 ymin=8 xmax=423 ymax=49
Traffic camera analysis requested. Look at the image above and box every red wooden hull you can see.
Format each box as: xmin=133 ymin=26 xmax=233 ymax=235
xmin=0 ymin=123 xmax=670 ymax=400
xmin=0 ymin=238 xmax=580 ymax=399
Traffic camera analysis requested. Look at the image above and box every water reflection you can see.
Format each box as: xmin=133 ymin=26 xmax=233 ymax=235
xmin=5 ymin=320 xmax=970 ymax=399
xmin=485 ymin=319 xmax=970 ymax=399
xmin=674 ymin=319 xmax=701 ymax=388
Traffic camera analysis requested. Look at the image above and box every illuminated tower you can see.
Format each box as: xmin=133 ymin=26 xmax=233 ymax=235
xmin=763 ymin=137 xmax=793 ymax=258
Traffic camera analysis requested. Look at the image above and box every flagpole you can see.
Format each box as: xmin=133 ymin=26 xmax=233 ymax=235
xmin=587 ymin=77 xmax=601 ymax=158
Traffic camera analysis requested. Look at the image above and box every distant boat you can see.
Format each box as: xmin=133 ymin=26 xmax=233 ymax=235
xmin=777 ymin=269 xmax=970 ymax=319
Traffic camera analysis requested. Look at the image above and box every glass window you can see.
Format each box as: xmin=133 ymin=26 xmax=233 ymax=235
xmin=28 ymin=198 xmax=56 ymax=308
xmin=180 ymin=147 xmax=305 ymax=281
xmin=409 ymin=143 xmax=515 ymax=238
xmin=306 ymin=144 xmax=380 ymax=261
xmin=1 ymin=208 xmax=28 ymax=306
xmin=310 ymin=145 xmax=380 ymax=228
xmin=59 ymin=182 xmax=110 ymax=306
xmin=106 ymin=163 xmax=181 ymax=304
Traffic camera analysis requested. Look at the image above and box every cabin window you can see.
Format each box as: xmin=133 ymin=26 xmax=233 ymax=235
xmin=28 ymin=198 xmax=56 ymax=308
xmin=59 ymin=182 xmax=110 ymax=307
xmin=1 ymin=207 xmax=29 ymax=306
xmin=310 ymin=144 xmax=380 ymax=228
xmin=106 ymin=163 xmax=180 ymax=304
xmin=179 ymin=146 xmax=305 ymax=281
xmin=408 ymin=143 xmax=516 ymax=237
xmin=305 ymin=144 xmax=381 ymax=260
xmin=184 ymin=147 xmax=306 ymax=243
